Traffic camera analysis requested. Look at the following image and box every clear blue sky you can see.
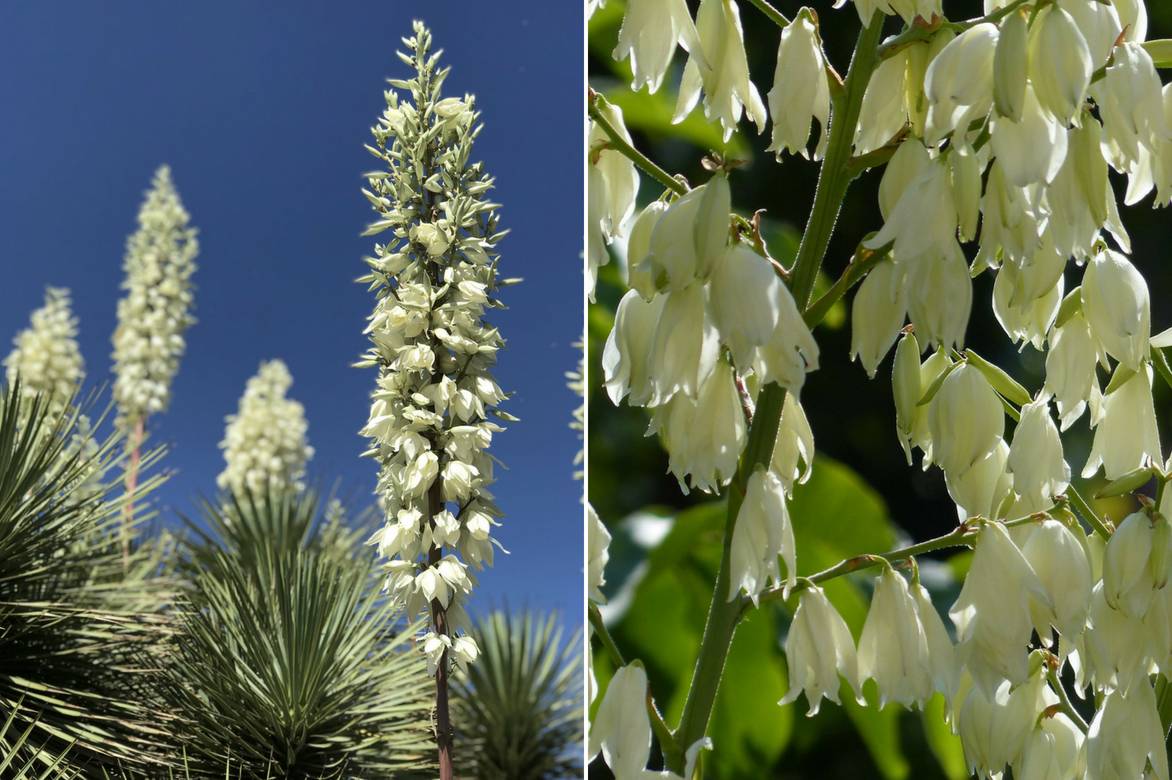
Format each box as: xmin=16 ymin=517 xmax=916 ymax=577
xmin=0 ymin=3 xmax=584 ymax=626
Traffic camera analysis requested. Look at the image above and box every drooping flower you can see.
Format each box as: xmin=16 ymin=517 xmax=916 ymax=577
xmin=1018 ymin=519 xmax=1092 ymax=643
xmin=674 ymin=0 xmax=767 ymax=142
xmin=1014 ymin=712 xmax=1086 ymax=780
xmin=771 ymin=392 xmax=815 ymax=494
xmin=767 ymin=11 xmax=830 ymax=160
xmin=857 ymin=567 xmax=936 ymax=708
xmin=613 ymin=0 xmax=703 ymax=94
xmin=1007 ymin=400 xmax=1070 ymax=513
xmin=707 ymin=243 xmax=784 ymax=369
xmin=1043 ymin=305 xmax=1102 ymax=431
xmin=588 ymin=503 xmax=611 ymax=604
xmin=1082 ymin=365 xmax=1161 ymax=480
xmin=923 ymin=23 xmax=998 ymax=146
xmin=1080 ymin=250 xmax=1151 ymax=372
xmin=1102 ymin=509 xmax=1167 ymax=618
xmin=1085 ymin=680 xmax=1170 ymax=780
xmin=1027 ymin=3 xmax=1093 ymax=126
xmin=640 ymin=177 xmax=730 ymax=293
xmin=781 ymin=585 xmax=863 ymax=715
xmin=588 ymin=100 xmax=641 ymax=299
xmin=729 ymin=467 xmax=796 ymax=603
xmin=850 ymin=259 xmax=907 ymax=378
xmin=927 ymin=364 xmax=1005 ymax=478
xmin=218 ymin=359 xmax=313 ymax=497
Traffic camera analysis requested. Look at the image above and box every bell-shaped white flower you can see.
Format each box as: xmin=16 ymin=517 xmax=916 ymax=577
xmin=866 ymin=156 xmax=959 ymax=263
xmin=588 ymin=102 xmax=640 ymax=298
xmin=752 ymin=284 xmax=820 ymax=394
xmin=1014 ymin=712 xmax=1086 ymax=780
xmin=858 ymin=567 xmax=936 ymax=708
xmin=912 ymin=582 xmax=958 ymax=701
xmin=1085 ymin=681 xmax=1170 ymax=780
xmin=905 ymin=241 xmax=972 ymax=353
xmin=928 ymin=364 xmax=1005 ymax=477
xmin=642 ymin=177 xmax=731 ymax=292
xmin=602 ymin=290 xmax=666 ymax=407
xmin=767 ymin=11 xmax=830 ymax=160
xmin=1060 ymin=0 xmax=1123 ymax=69
xmin=1046 ymin=119 xmax=1123 ymax=261
xmin=1008 ymin=400 xmax=1070 ymax=513
xmin=950 ymin=146 xmax=983 ymax=242
xmin=1080 ymin=250 xmax=1151 ymax=372
xmin=978 ymin=161 xmax=1046 ymax=267
xmin=648 ymin=284 xmax=721 ymax=406
xmin=1102 ymin=509 xmax=1167 ymax=618
xmin=674 ymin=0 xmax=767 ymax=142
xmin=892 ymin=331 xmax=922 ymax=464
xmin=993 ymin=260 xmax=1064 ymax=351
xmin=993 ymin=7 xmax=1027 ymax=122
xmin=1043 ymin=306 xmax=1101 ymax=430
xmin=708 ymin=243 xmax=783 ymax=369
xmin=877 ymin=140 xmax=932 ymax=220
xmin=780 ymin=585 xmax=863 ymax=715
xmin=1082 ymin=581 xmax=1157 ymax=693
xmin=850 ymin=260 xmax=907 ymax=378
xmin=613 ymin=0 xmax=703 ymax=94
xmin=771 ymin=392 xmax=815 ymax=495
xmin=729 ymin=467 xmax=796 ymax=603
xmin=1028 ymin=4 xmax=1093 ymax=126
xmin=1020 ymin=519 xmax=1092 ymax=643
xmin=956 ymin=668 xmax=1049 ymax=779
xmin=626 ymin=200 xmax=668 ymax=300
xmin=588 ymin=664 xmax=652 ymax=777
xmin=990 ymin=84 xmax=1069 ymax=187
xmin=944 ymin=439 xmax=1014 ymax=521
xmin=924 ymin=23 xmax=999 ymax=146
xmin=1092 ymin=42 xmax=1165 ymax=169
xmin=588 ymin=503 xmax=611 ymax=604
xmin=950 ymin=522 xmax=1051 ymax=694
xmin=651 ymin=359 xmax=746 ymax=494
xmin=1083 ymin=364 xmax=1161 ymax=480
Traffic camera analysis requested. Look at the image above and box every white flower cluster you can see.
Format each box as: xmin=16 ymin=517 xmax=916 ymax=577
xmin=5 ymin=287 xmax=85 ymax=420
xmin=591 ymin=0 xmax=1172 ymax=777
xmin=217 ymin=359 xmax=313 ymax=498
xmin=111 ymin=165 xmax=198 ymax=430
xmin=359 ymin=22 xmax=509 ymax=673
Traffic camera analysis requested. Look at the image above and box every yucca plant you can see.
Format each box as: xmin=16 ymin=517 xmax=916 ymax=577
xmin=0 ymin=701 xmax=80 ymax=780
xmin=452 ymin=610 xmax=583 ymax=780
xmin=156 ymin=489 xmax=435 ymax=778
xmin=0 ymin=382 xmax=174 ymax=774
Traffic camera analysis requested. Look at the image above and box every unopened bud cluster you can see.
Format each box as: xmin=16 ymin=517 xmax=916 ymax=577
xmin=589 ymin=0 xmax=1172 ymax=777
xmin=111 ymin=166 xmax=198 ymax=430
xmin=217 ymin=360 xmax=313 ymax=498
xmin=360 ymin=22 xmax=510 ymax=673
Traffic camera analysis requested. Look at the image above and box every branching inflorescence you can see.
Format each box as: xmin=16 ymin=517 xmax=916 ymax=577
xmin=359 ymin=20 xmax=510 ymax=777
xmin=589 ymin=0 xmax=1172 ymax=777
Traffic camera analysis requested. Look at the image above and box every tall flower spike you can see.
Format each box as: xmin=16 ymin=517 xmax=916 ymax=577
xmin=5 ymin=287 xmax=85 ymax=421
xmin=111 ymin=165 xmax=199 ymax=432
xmin=359 ymin=22 xmax=509 ymax=776
xmin=217 ymin=359 xmax=313 ymax=498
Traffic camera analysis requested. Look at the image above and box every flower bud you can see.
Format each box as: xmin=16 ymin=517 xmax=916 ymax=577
xmin=1085 ymin=681 xmax=1169 ymax=780
xmin=1028 ymin=4 xmax=1093 ymax=125
xmin=928 ymin=364 xmax=1005 ymax=477
xmin=780 ymin=585 xmax=863 ymax=715
xmin=858 ymin=568 xmax=935 ymax=708
xmin=729 ymin=467 xmax=796 ymax=602
xmin=602 ymin=290 xmax=666 ymax=406
xmin=850 ymin=260 xmax=907 ymax=379
xmin=1080 ymin=250 xmax=1151 ymax=372
xmin=1083 ymin=365 xmax=1161 ymax=481
xmin=708 ymin=244 xmax=783 ymax=369
xmin=1043 ymin=305 xmax=1101 ymax=430
xmin=924 ymin=23 xmax=998 ymax=146
xmin=674 ymin=0 xmax=767 ymax=142
xmin=613 ymin=0 xmax=702 ymax=94
xmin=651 ymin=359 xmax=746 ymax=494
xmin=1047 ymin=119 xmax=1117 ymax=260
xmin=648 ymin=284 xmax=721 ymax=406
xmin=949 ymin=146 xmax=983 ymax=242
xmin=1008 ymin=401 xmax=1071 ymax=513
xmin=771 ymin=392 xmax=814 ymax=494
xmin=892 ymin=332 xmax=922 ymax=464
xmin=1020 ymin=519 xmax=1092 ymax=642
xmin=768 ymin=10 xmax=831 ymax=160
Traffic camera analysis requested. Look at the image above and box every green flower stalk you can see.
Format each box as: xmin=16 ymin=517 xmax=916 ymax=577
xmin=4 ymin=286 xmax=85 ymax=422
xmin=111 ymin=164 xmax=199 ymax=561
xmin=217 ymin=359 xmax=313 ymax=498
xmin=358 ymin=21 xmax=510 ymax=779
